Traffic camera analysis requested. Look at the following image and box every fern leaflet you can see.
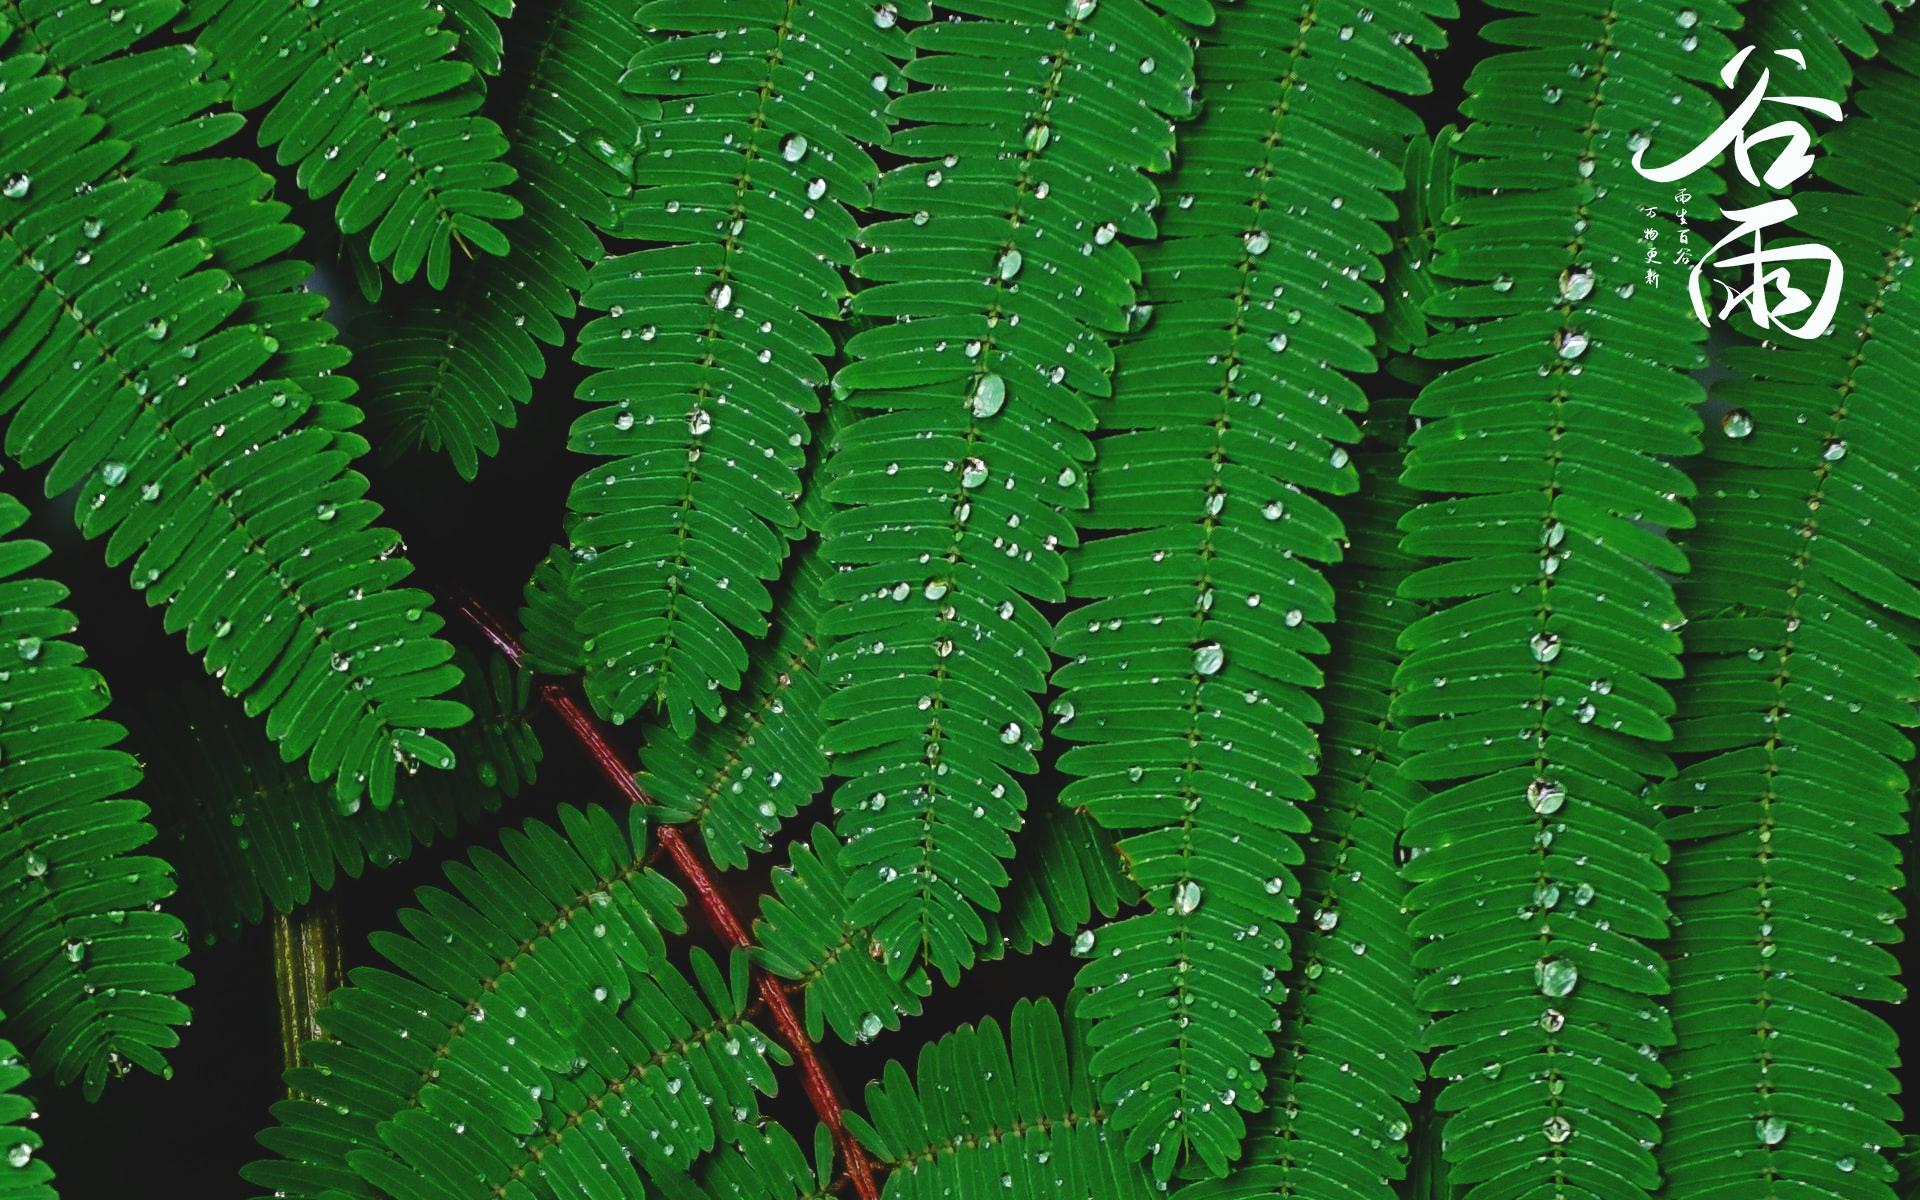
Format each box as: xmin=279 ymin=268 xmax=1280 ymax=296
xmin=1051 ymin=0 xmax=1445 ymax=1173
xmin=1 ymin=18 xmax=471 ymax=810
xmin=0 ymin=491 xmax=190 ymax=1098
xmin=355 ymin=0 xmax=646 ymax=478
xmin=1654 ymin=23 xmax=1920 ymax=1200
xmin=564 ymin=0 xmax=907 ymax=731
xmin=182 ymin=0 xmax=520 ymax=285
xmin=1393 ymin=3 xmax=1739 ymax=1197
xmin=818 ymin=0 xmax=1196 ymax=981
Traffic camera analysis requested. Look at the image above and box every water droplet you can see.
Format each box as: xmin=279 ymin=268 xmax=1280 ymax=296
xmin=1530 ymin=632 xmax=1561 ymax=663
xmin=144 ymin=317 xmax=169 ymax=341
xmin=688 ymin=408 xmax=713 ymax=436
xmin=1556 ymin=329 xmax=1589 ymax=359
xmin=779 ymin=134 xmax=808 ymax=163
xmin=1243 ymin=230 xmax=1270 ymax=256
xmin=872 ymin=3 xmax=897 ymax=27
xmin=1543 ymin=1115 xmax=1572 ymax=1143
xmin=1821 ymin=437 xmax=1846 ymax=461
xmin=708 ymin=282 xmax=733 ymax=309
xmin=1528 ymin=778 xmax=1566 ymax=815
xmin=1536 ymin=958 xmax=1579 ymax=999
xmin=7 ymin=1144 xmax=32 ymax=1168
xmin=2 ymin=173 xmax=30 ymax=200
xmin=960 ymin=457 xmax=989 ymax=488
xmin=857 ymin=1012 xmax=884 ymax=1042
xmin=996 ymin=249 xmax=1023 ymax=280
xmin=969 ymin=374 xmax=1006 ymax=418
xmin=1072 ymin=929 xmax=1096 ymax=955
xmin=999 ymin=721 xmax=1022 ymax=745
xmin=16 ymin=637 xmax=42 ymax=662
xmin=22 ymin=853 xmax=47 ymax=879
xmin=1173 ymin=880 xmax=1203 ymax=915
xmin=1559 ymin=266 xmax=1595 ymax=303
xmin=1755 ymin=1116 xmax=1787 ymax=1146
xmin=101 ymin=461 xmax=128 ymax=487
xmin=1721 ymin=409 xmax=1753 ymax=438
xmin=1193 ymin=642 xmax=1225 ymax=676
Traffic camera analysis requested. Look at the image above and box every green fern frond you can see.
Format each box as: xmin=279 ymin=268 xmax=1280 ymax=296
xmin=755 ymin=823 xmax=933 ymax=1048
xmin=1394 ymin=4 xmax=1742 ymax=1198
xmin=651 ymin=1121 xmax=835 ymax=1200
xmin=1733 ymin=0 xmax=1906 ymax=124
xmin=182 ymin=0 xmax=520 ymax=286
xmin=355 ymin=0 xmax=647 ymax=479
xmin=0 ymin=492 xmax=190 ymax=1098
xmin=643 ymin=539 xmax=830 ymax=870
xmin=0 ymin=0 xmax=360 ymax=424
xmin=1654 ymin=25 xmax=1920 ymax=1200
xmin=0 ymin=1026 xmax=54 ymax=1199
xmin=1 ymin=34 xmax=472 ymax=811
xmin=849 ymin=995 xmax=1156 ymax=1200
xmin=1049 ymin=0 xmax=1444 ymax=1174
xmin=985 ymin=789 xmax=1130 ymax=960
xmin=1376 ymin=132 xmax=1458 ymax=356
xmin=520 ymin=542 xmax=589 ymax=676
xmin=563 ymin=0 xmax=908 ymax=732
xmin=139 ymin=649 xmax=539 ymax=942
xmin=346 ymin=946 xmax=783 ymax=1200
xmin=817 ymin=0 xmax=1196 ymax=982
xmin=1178 ymin=402 xmax=1429 ymax=1200
xmin=247 ymin=804 xmax=792 ymax=1199
xmin=437 ymin=0 xmax=514 ymax=77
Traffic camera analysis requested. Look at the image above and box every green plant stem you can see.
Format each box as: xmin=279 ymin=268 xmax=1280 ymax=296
xmin=456 ymin=594 xmax=882 ymax=1200
xmin=270 ymin=896 xmax=343 ymax=1082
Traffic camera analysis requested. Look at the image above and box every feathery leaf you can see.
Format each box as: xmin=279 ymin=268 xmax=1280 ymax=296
xmin=0 ymin=491 xmax=190 ymax=1098
xmin=182 ymin=0 xmax=520 ymax=285
xmin=818 ymin=0 xmax=1196 ymax=981
xmin=1052 ymin=0 xmax=1446 ymax=1174
xmin=1654 ymin=22 xmax=1920 ymax=1199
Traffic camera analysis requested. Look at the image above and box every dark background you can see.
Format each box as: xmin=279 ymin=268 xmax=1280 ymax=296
xmin=23 ymin=6 xmax=1912 ymax=1197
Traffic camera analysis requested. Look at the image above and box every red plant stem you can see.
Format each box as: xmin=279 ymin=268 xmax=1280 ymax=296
xmin=456 ymin=596 xmax=882 ymax=1200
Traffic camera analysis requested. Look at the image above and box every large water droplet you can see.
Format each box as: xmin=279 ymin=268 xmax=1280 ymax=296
xmin=1721 ymin=409 xmax=1754 ymax=438
xmin=1528 ymin=778 xmax=1566 ymax=815
xmin=1173 ymin=880 xmax=1203 ymax=915
xmin=1193 ymin=642 xmax=1225 ymax=676
xmin=1536 ymin=958 xmax=1579 ymax=998
xmin=2 ymin=173 xmax=30 ymax=200
xmin=969 ymin=374 xmax=1006 ymax=418
xmin=1755 ymin=1116 xmax=1787 ymax=1146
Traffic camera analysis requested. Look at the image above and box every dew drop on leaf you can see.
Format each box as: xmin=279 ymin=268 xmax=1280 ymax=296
xmin=1536 ymin=958 xmax=1578 ymax=998
xmin=969 ymin=374 xmax=1006 ymax=418
xmin=1173 ymin=880 xmax=1203 ymax=915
